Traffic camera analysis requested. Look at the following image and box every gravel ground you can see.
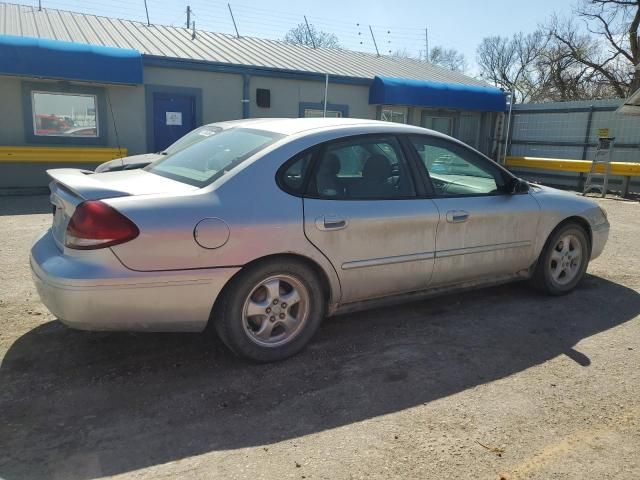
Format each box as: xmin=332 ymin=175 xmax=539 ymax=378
xmin=0 ymin=194 xmax=639 ymax=480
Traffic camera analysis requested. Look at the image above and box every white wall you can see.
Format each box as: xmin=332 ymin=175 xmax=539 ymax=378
xmin=248 ymin=76 xmax=376 ymax=120
xmin=0 ymin=76 xmax=25 ymax=145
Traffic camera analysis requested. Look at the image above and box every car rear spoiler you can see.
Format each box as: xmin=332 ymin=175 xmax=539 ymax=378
xmin=47 ymin=168 xmax=131 ymax=201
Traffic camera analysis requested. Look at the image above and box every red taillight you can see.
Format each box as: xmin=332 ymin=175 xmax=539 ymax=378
xmin=65 ymin=200 xmax=139 ymax=250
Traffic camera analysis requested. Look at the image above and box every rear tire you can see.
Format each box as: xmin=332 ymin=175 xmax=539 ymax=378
xmin=532 ymin=222 xmax=590 ymax=296
xmin=214 ymin=259 xmax=325 ymax=362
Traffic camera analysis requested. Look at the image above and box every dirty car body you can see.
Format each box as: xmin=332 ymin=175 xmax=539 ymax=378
xmin=31 ymin=118 xmax=609 ymax=361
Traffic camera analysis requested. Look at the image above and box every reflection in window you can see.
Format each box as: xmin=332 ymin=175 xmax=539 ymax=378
xmin=32 ymin=92 xmax=98 ymax=137
xmin=410 ymin=136 xmax=500 ymax=196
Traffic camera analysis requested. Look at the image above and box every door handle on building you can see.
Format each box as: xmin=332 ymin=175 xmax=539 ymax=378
xmin=446 ymin=210 xmax=469 ymax=223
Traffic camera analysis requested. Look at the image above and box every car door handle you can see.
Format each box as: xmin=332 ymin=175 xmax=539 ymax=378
xmin=315 ymin=215 xmax=348 ymax=231
xmin=446 ymin=210 xmax=469 ymax=223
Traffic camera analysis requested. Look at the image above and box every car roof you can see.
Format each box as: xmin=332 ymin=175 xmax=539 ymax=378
xmin=203 ymin=117 xmax=436 ymax=137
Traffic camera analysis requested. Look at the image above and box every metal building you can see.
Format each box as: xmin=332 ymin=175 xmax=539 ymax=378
xmin=0 ymin=2 xmax=506 ymax=191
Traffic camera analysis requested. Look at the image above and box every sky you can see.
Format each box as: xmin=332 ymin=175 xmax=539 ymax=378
xmin=37 ymin=0 xmax=576 ymax=75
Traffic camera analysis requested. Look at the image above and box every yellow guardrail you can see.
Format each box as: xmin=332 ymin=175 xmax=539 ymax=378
xmin=0 ymin=146 xmax=127 ymax=163
xmin=505 ymin=156 xmax=640 ymax=177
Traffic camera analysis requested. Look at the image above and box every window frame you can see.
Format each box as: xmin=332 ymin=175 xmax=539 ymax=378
xmin=404 ymin=134 xmax=517 ymax=199
xmin=300 ymin=133 xmax=426 ymax=201
xmin=298 ymin=102 xmax=349 ymax=118
xmin=22 ymin=81 xmax=108 ymax=146
xmin=379 ymin=106 xmax=408 ymax=124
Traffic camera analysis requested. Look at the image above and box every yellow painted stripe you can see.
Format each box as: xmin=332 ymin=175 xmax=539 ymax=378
xmin=0 ymin=146 xmax=127 ymax=163
xmin=505 ymin=156 xmax=640 ymax=177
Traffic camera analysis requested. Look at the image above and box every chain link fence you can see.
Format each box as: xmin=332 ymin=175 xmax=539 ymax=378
xmin=504 ymin=99 xmax=640 ymax=194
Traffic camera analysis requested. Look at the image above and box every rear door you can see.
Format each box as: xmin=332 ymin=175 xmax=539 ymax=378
xmin=407 ymin=135 xmax=540 ymax=286
xmin=301 ymin=134 xmax=439 ymax=303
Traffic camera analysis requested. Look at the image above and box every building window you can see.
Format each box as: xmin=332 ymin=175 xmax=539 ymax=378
xmin=22 ymin=82 xmax=107 ymax=146
xmin=380 ymin=106 xmax=407 ymax=124
xmin=421 ymin=114 xmax=454 ymax=136
xmin=303 ymin=108 xmax=342 ymax=118
xmin=32 ymin=91 xmax=99 ymax=137
xmin=299 ymin=102 xmax=349 ymax=119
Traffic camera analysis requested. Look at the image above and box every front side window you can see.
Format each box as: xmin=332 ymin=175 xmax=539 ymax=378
xmin=147 ymin=128 xmax=283 ymax=187
xmin=32 ymin=91 xmax=98 ymax=137
xmin=310 ymin=136 xmax=415 ymax=199
xmin=410 ymin=136 xmax=504 ymax=197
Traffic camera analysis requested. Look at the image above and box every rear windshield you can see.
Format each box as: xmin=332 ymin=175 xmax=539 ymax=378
xmin=146 ymin=128 xmax=283 ymax=187
xmin=162 ymin=125 xmax=223 ymax=155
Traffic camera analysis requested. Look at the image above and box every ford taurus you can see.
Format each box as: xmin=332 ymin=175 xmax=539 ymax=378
xmin=30 ymin=118 xmax=610 ymax=362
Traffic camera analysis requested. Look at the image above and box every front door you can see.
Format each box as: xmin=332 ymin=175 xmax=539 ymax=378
xmin=406 ymin=134 xmax=540 ymax=286
xmin=152 ymin=92 xmax=196 ymax=152
xmin=302 ymin=134 xmax=439 ymax=303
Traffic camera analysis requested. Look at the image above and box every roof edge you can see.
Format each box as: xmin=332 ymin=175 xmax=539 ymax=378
xmin=142 ymin=55 xmax=372 ymax=85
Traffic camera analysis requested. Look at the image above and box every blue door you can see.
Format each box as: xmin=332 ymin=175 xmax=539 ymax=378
xmin=152 ymin=93 xmax=196 ymax=152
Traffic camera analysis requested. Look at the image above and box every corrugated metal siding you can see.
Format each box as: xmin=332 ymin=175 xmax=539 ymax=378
xmin=0 ymin=2 xmax=489 ymax=86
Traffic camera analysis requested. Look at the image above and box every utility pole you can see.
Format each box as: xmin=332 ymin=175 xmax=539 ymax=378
xmin=143 ymin=0 xmax=150 ymax=26
xmin=186 ymin=6 xmax=191 ymax=29
xmin=323 ymin=73 xmax=329 ymax=117
xmin=228 ymin=3 xmax=240 ymax=38
xmin=425 ymin=27 xmax=429 ymax=62
xmin=192 ymin=20 xmax=196 ymax=39
xmin=38 ymin=0 xmax=41 ymax=11
xmin=369 ymin=25 xmax=380 ymax=56
xmin=304 ymin=16 xmax=316 ymax=49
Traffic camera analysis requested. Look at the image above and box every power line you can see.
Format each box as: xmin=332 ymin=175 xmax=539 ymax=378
xmin=33 ymin=0 xmax=437 ymax=58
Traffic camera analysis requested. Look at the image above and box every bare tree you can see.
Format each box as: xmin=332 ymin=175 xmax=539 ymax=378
xmin=547 ymin=0 xmax=640 ymax=97
xmin=428 ymin=46 xmax=467 ymax=73
xmin=392 ymin=46 xmax=467 ymax=73
xmin=284 ymin=23 xmax=340 ymax=49
xmin=476 ymin=31 xmax=548 ymax=102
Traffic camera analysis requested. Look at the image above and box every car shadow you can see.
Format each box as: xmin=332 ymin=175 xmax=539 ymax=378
xmin=0 ymin=194 xmax=50 ymax=216
xmin=1 ymin=275 xmax=638 ymax=479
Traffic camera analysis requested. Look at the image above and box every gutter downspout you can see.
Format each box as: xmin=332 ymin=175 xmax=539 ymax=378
xmin=242 ymin=74 xmax=250 ymax=119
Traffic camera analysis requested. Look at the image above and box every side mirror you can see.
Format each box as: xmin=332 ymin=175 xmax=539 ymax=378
xmin=508 ymin=177 xmax=529 ymax=194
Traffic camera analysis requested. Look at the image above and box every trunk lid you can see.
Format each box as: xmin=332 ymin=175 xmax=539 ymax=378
xmin=47 ymin=168 xmax=197 ymax=248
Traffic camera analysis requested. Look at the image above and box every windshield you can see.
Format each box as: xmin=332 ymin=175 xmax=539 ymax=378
xmin=162 ymin=125 xmax=223 ymax=155
xmin=146 ymin=128 xmax=283 ymax=187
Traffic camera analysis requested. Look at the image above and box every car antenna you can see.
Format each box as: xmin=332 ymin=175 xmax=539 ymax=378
xmin=105 ymin=90 xmax=124 ymax=169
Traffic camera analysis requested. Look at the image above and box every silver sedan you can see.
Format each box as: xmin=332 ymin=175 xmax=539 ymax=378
xmin=30 ymin=118 xmax=610 ymax=362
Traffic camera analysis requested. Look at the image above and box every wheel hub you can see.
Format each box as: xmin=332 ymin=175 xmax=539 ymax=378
xmin=549 ymin=233 xmax=583 ymax=286
xmin=242 ymin=274 xmax=310 ymax=348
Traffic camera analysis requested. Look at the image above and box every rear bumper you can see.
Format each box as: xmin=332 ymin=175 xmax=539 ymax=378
xmin=30 ymin=230 xmax=239 ymax=332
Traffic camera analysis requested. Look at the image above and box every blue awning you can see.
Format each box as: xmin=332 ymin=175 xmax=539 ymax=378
xmin=0 ymin=35 xmax=142 ymax=85
xmin=369 ymin=76 xmax=506 ymax=112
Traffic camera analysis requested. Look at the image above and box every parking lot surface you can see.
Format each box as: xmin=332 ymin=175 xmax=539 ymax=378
xmin=0 ymin=194 xmax=639 ymax=480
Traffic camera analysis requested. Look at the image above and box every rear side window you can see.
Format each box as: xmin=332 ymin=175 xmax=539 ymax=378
xmin=310 ymin=135 xmax=416 ymax=199
xmin=278 ymin=149 xmax=314 ymax=194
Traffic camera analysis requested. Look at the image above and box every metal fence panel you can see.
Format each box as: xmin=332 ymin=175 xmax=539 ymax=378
xmin=506 ymin=99 xmax=640 ymax=194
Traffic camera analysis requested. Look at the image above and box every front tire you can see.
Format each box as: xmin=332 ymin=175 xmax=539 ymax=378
xmin=214 ymin=259 xmax=325 ymax=362
xmin=532 ymin=223 xmax=590 ymax=295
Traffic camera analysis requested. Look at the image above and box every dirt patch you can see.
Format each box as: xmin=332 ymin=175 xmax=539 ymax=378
xmin=1 ymin=194 xmax=639 ymax=480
